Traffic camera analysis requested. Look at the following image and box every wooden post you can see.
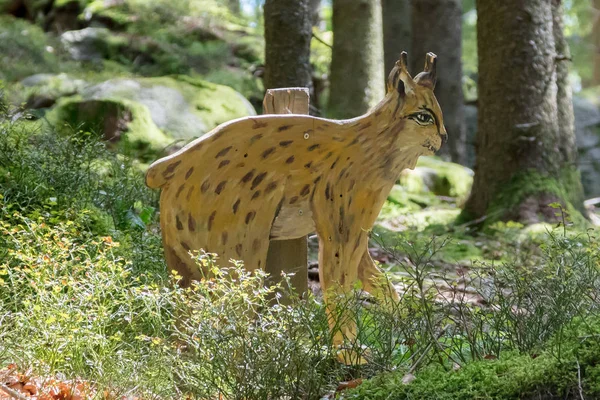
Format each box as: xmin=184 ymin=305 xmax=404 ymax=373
xmin=263 ymin=88 xmax=309 ymax=296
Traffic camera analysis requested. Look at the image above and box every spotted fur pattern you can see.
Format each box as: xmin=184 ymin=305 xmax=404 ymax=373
xmin=146 ymin=53 xmax=447 ymax=355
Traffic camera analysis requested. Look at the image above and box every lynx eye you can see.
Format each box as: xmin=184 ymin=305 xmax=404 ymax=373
xmin=416 ymin=113 xmax=433 ymax=124
xmin=409 ymin=112 xmax=434 ymax=126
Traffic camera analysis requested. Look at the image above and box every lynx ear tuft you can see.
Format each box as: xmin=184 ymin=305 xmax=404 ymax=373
xmin=414 ymin=52 xmax=437 ymax=90
xmin=387 ymin=51 xmax=415 ymax=96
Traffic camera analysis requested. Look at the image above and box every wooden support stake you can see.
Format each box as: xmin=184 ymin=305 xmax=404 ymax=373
xmin=263 ymin=88 xmax=309 ymax=296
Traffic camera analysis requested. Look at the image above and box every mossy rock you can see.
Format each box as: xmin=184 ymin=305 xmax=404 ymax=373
xmin=398 ymin=156 xmax=474 ymax=202
xmin=17 ymin=73 xmax=86 ymax=109
xmin=47 ymin=76 xmax=255 ymax=160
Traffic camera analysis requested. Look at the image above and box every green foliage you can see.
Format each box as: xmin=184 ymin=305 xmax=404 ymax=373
xmin=347 ymin=229 xmax=600 ymax=399
xmin=0 ymin=16 xmax=60 ymax=82
xmin=0 ymin=105 xmax=158 ymax=233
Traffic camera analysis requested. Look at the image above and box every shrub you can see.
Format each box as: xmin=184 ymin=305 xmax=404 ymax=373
xmin=0 ymin=105 xmax=157 ymax=233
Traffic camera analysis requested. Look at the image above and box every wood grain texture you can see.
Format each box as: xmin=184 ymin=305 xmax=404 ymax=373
xmin=263 ymin=88 xmax=310 ymax=296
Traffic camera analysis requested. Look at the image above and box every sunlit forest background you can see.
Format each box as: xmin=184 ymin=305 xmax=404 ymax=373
xmin=0 ymin=0 xmax=599 ymax=399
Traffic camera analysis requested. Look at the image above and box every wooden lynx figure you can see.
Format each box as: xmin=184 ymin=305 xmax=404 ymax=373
xmin=146 ymin=52 xmax=446 ymax=355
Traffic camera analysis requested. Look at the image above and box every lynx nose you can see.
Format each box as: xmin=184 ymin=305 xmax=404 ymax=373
xmin=439 ymin=126 xmax=448 ymax=144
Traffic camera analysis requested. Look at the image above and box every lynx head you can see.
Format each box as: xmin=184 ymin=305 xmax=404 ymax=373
xmin=386 ymin=52 xmax=447 ymax=155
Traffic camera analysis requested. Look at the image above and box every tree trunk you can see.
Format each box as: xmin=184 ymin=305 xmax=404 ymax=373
xmin=594 ymin=0 xmax=600 ymax=86
xmin=382 ymin=0 xmax=411 ymax=77
xmin=226 ymin=0 xmax=240 ymax=15
xmin=328 ymin=0 xmax=385 ymax=119
xmin=309 ymin=0 xmax=322 ymax=26
xmin=263 ymin=0 xmax=312 ymax=294
xmin=410 ymin=0 xmax=466 ymax=164
xmin=263 ymin=0 xmax=313 ymax=93
xmin=463 ymin=0 xmax=584 ymax=225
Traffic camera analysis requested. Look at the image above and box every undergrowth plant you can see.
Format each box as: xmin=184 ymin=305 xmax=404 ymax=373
xmin=0 ymin=105 xmax=157 ymax=234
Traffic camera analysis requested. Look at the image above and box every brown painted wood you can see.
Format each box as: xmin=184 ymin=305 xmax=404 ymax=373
xmin=145 ymin=53 xmax=447 ymax=361
xmin=263 ymin=88 xmax=309 ymax=295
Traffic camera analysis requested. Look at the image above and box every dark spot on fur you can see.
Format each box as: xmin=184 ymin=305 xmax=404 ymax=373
xmin=358 ymin=122 xmax=372 ymax=131
xmin=289 ymin=196 xmax=299 ymax=204
xmin=265 ymin=181 xmax=277 ymax=194
xmin=304 ymin=162 xmax=312 ymax=169
xmin=253 ymin=239 xmax=261 ymax=251
xmin=221 ymin=231 xmax=228 ymax=245
xmin=245 ymin=211 xmax=256 ymax=224
xmin=251 ymin=172 xmax=267 ymax=190
xmin=218 ymin=160 xmax=230 ymax=169
xmin=300 ymin=184 xmax=310 ymax=196
xmin=251 ymin=133 xmax=263 ymax=144
xmin=346 ymin=138 xmax=359 ymax=147
xmin=262 ymin=147 xmax=276 ymax=159
xmin=186 ymin=186 xmax=194 ymax=201
xmin=181 ymin=241 xmax=191 ymax=252
xmin=252 ymin=120 xmax=267 ymax=129
xmin=176 ymin=215 xmax=183 ymax=231
xmin=244 ymin=153 xmax=248 ymax=158
xmin=201 ymin=180 xmax=210 ymax=193
xmin=338 ymin=207 xmax=345 ymax=234
xmin=252 ymin=190 xmax=261 ymax=200
xmin=278 ymin=125 xmax=292 ymax=132
xmin=258 ymin=260 xmax=261 ymax=267
xmin=313 ymin=176 xmax=322 ymax=184
xmin=286 ymin=156 xmax=295 ymax=164
xmin=330 ymin=157 xmax=340 ymax=169
xmin=338 ymin=167 xmax=348 ymax=179
xmin=163 ymin=161 xmax=181 ymax=178
xmin=325 ymin=183 xmax=331 ymax=200
xmin=324 ymin=151 xmax=333 ymax=160
xmin=188 ymin=213 xmax=196 ymax=232
xmin=274 ymin=197 xmax=285 ymax=219
xmin=211 ymin=130 xmax=226 ymax=141
xmin=215 ymin=181 xmax=227 ymax=194
xmin=279 ymin=140 xmax=293 ymax=147
xmin=235 ymin=243 xmax=243 ymax=257
xmin=241 ymin=169 xmax=255 ymax=184
xmin=349 ymin=180 xmax=356 ymax=191
xmin=233 ymin=199 xmax=240 ymax=214
xmin=335 ymin=252 xmax=339 ymax=258
xmin=236 ymin=162 xmax=245 ymax=168
xmin=354 ymin=236 xmax=362 ymax=251
xmin=185 ymin=167 xmax=194 ymax=180
xmin=216 ymin=146 xmax=232 ymax=158
xmin=308 ymin=144 xmax=320 ymax=151
xmin=208 ymin=211 xmax=216 ymax=231
xmin=175 ymin=184 xmax=185 ymax=199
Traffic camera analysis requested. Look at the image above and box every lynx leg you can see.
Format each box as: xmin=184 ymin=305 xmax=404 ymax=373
xmin=317 ymin=231 xmax=369 ymax=364
xmin=359 ymin=249 xmax=400 ymax=302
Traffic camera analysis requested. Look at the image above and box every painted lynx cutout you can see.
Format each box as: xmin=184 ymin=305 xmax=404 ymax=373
xmin=146 ymin=52 xmax=446 ymax=354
